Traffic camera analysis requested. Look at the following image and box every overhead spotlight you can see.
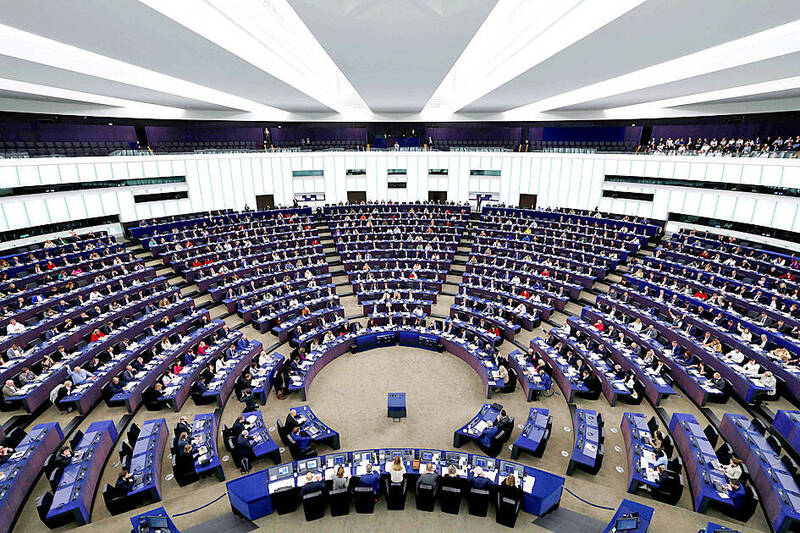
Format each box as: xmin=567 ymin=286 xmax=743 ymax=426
xmin=108 ymin=122 xmax=113 ymax=125
xmin=631 ymin=123 xmax=636 ymax=126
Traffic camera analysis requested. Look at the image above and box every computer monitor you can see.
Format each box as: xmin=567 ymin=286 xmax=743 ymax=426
xmin=473 ymin=457 xmax=486 ymax=468
xmin=146 ymin=516 xmax=169 ymax=528
xmin=333 ymin=454 xmax=345 ymax=465
xmin=278 ymin=465 xmax=290 ymax=476
xmin=614 ymin=516 xmax=638 ymax=531
xmin=421 ymin=451 xmax=433 ymax=462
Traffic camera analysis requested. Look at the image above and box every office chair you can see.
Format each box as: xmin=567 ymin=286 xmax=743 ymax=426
xmin=440 ymin=485 xmax=462 ymax=514
xmin=533 ymin=428 xmax=550 ymax=458
xmin=272 ymin=486 xmax=299 ymax=514
xmin=751 ymin=418 xmax=768 ymax=435
xmin=715 ymin=443 xmax=733 ymax=464
xmin=127 ymin=422 xmax=140 ymax=446
xmin=302 ymin=489 xmax=326 ymax=521
xmin=732 ymin=485 xmax=759 ymax=522
xmin=384 ymin=478 xmax=407 ymax=510
xmin=495 ymin=486 xmax=522 ymax=527
xmin=275 ymin=418 xmax=289 ymax=445
xmin=119 ymin=441 xmax=133 ymax=470
xmin=69 ymin=430 xmax=84 ymax=451
xmin=415 ymin=479 xmax=438 ymax=511
xmin=353 ymin=486 xmax=376 ymax=513
xmin=328 ymin=488 xmax=351 ymax=516
xmin=103 ymin=483 xmax=133 ymax=515
xmin=703 ymin=425 xmax=719 ymax=448
xmin=467 ymin=487 xmax=490 ymax=516
xmin=766 ymin=434 xmax=782 ymax=454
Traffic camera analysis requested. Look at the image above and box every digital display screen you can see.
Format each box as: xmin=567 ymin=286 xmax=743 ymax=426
xmin=474 ymin=458 xmax=486 ymax=467
xmin=422 ymin=452 xmax=432 ymax=461
xmin=334 ymin=455 xmax=345 ymax=464
xmin=278 ymin=465 xmax=290 ymax=476
xmin=504 ymin=464 xmax=515 ymax=474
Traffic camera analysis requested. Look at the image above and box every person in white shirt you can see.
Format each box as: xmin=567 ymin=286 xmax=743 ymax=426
xmin=742 ymin=359 xmax=760 ymax=375
xmin=724 ymin=349 xmax=745 ymax=365
xmin=722 ymin=457 xmax=743 ymax=482
xmin=6 ymin=319 xmax=24 ymax=335
xmin=323 ymin=331 xmax=335 ymax=344
xmin=89 ymin=289 xmax=103 ymax=301
xmin=631 ymin=318 xmax=643 ymax=332
xmin=758 ymin=371 xmax=777 ymax=398
xmin=388 ymin=456 xmax=406 ymax=483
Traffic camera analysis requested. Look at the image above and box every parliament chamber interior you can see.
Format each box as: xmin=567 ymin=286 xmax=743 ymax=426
xmin=2 ymin=2 xmax=800 ymax=533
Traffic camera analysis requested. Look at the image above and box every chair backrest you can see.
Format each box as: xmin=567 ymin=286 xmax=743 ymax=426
xmin=766 ymin=435 xmax=782 ymax=454
xmin=703 ymin=425 xmax=719 ymax=447
xmin=70 ymin=430 xmax=84 ymax=450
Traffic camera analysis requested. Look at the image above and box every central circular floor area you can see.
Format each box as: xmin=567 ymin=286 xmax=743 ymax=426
xmin=306 ymin=345 xmax=494 ymax=452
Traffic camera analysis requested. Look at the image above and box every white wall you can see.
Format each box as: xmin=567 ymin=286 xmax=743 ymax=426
xmin=2 ymin=151 xmax=799 ymax=244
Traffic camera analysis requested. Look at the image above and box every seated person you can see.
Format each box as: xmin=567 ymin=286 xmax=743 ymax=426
xmin=471 ymin=466 xmax=491 ymax=489
xmin=417 ymin=462 xmax=439 ymax=493
xmin=722 ymin=456 xmax=743 ymax=482
xmin=478 ymin=421 xmax=499 ymax=451
xmin=115 ymin=468 xmax=135 ymax=493
xmin=441 ymin=464 xmax=462 ymax=490
xmin=290 ymin=425 xmax=313 ymax=452
xmin=284 ymin=409 xmax=305 ymax=432
xmin=388 ymin=456 xmax=406 ymax=484
xmin=497 ymin=473 xmax=523 ymax=506
xmin=300 ymin=471 xmax=326 ymax=496
xmin=53 ymin=446 xmax=72 ymax=468
xmin=358 ymin=463 xmax=381 ymax=497
xmin=107 ymin=376 xmax=124 ymax=395
xmin=332 ymin=465 xmax=349 ymax=490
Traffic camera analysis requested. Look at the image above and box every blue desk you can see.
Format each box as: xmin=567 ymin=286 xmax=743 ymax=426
xmin=226 ymin=446 xmax=563 ymax=521
xmin=129 ymin=506 xmax=180 ymax=533
xmin=512 ymin=408 xmax=551 ymax=459
xmin=602 ymin=498 xmax=654 ymax=533
xmin=47 ymin=420 xmax=117 ymax=526
xmin=670 ymin=413 xmax=740 ymax=514
xmin=621 ymin=413 xmax=660 ymax=493
xmin=290 ymin=405 xmax=340 ymax=449
xmin=191 ymin=414 xmax=223 ymax=481
xmin=0 ymin=422 xmax=63 ymax=533
xmin=568 ymin=409 xmax=603 ymax=475
xmin=720 ymin=413 xmax=800 ymax=532
xmin=508 ymin=350 xmax=551 ymax=401
xmin=773 ymin=410 xmax=800 ymax=456
xmin=387 ymin=392 xmax=406 ymax=420
xmin=128 ymin=419 xmax=168 ymax=503
xmin=242 ymin=410 xmax=281 ymax=464
xmin=453 ymin=403 xmax=502 ymax=448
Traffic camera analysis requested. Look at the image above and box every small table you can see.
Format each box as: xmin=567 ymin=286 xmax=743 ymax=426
xmin=388 ymin=392 xmax=406 ymax=422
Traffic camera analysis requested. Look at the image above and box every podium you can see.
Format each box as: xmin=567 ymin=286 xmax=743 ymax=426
xmin=388 ymin=392 xmax=406 ymax=422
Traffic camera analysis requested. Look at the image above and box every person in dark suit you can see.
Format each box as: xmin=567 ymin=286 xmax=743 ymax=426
xmin=291 ymin=426 xmax=313 ymax=452
xmin=236 ymin=430 xmax=254 ymax=473
xmin=669 ymin=341 xmax=684 ymax=357
xmin=581 ymin=370 xmax=601 ymax=396
xmin=417 ymin=462 xmax=439 ymax=495
xmin=358 ymin=464 xmax=381 ymax=497
xmin=193 ymin=377 xmax=208 ymax=395
xmin=107 ymin=376 xmax=123 ymax=395
xmin=53 ymin=446 xmax=72 ymax=468
xmin=300 ymin=472 xmax=326 ymax=496
xmin=478 ymin=421 xmax=499 ymax=450
xmin=285 ymin=409 xmax=304 ymax=432
xmin=231 ymin=414 xmax=246 ymax=437
xmin=115 ymin=468 xmax=134 ymax=493
xmin=441 ymin=464 xmax=462 ymax=490
xmin=471 ymin=467 xmax=491 ymax=489
xmin=241 ymin=388 xmax=258 ymax=411
xmin=175 ymin=417 xmax=191 ymax=439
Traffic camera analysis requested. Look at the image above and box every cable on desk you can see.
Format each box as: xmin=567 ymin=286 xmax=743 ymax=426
xmin=563 ymin=487 xmax=616 ymax=510
xmin=171 ymin=491 xmax=228 ymax=517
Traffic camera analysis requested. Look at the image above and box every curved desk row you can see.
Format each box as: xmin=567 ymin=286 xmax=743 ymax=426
xmin=568 ymin=408 xmax=604 ymax=476
xmin=126 ymin=418 xmax=168 ymax=503
xmin=46 ymin=420 xmax=117 ymax=526
xmin=226 ymin=447 xmax=563 ymax=521
xmin=288 ymin=327 xmax=504 ymax=401
xmin=0 ymin=422 xmax=62 ymax=533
